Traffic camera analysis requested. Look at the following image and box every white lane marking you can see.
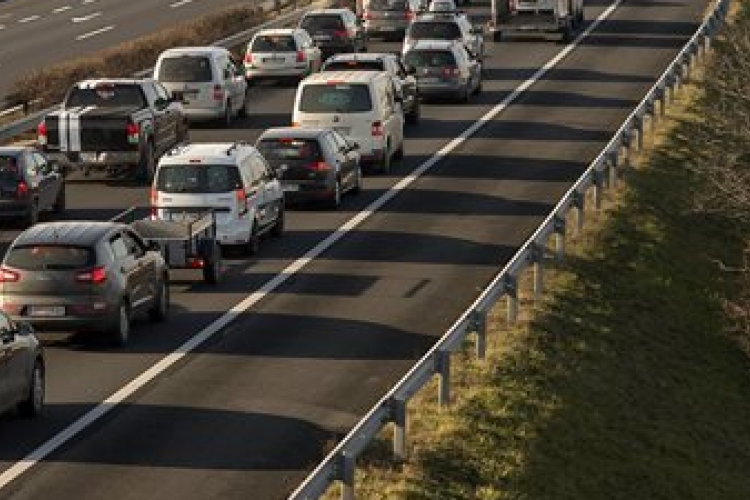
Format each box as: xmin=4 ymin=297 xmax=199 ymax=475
xmin=18 ymin=15 xmax=40 ymax=23
xmin=75 ymin=24 xmax=114 ymax=40
xmin=53 ymin=5 xmax=73 ymax=13
xmin=0 ymin=0 xmax=625 ymax=491
xmin=0 ymin=25 xmax=4 ymax=30
xmin=170 ymin=0 xmax=194 ymax=7
xmin=82 ymin=0 xmax=97 ymax=4
xmin=72 ymin=11 xmax=102 ymax=22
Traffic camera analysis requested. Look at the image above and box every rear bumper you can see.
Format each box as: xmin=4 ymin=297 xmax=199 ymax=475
xmin=246 ymin=65 xmax=309 ymax=80
xmin=0 ymin=200 xmax=31 ymax=218
xmin=46 ymin=151 xmax=140 ymax=168
xmin=417 ymin=81 xmax=467 ymax=98
xmin=364 ymin=20 xmax=409 ymax=36
xmin=1 ymin=299 xmax=119 ymax=333
xmin=281 ymin=181 xmax=336 ymax=202
xmin=183 ymin=106 xmax=226 ymax=122
xmin=491 ymin=11 xmax=569 ymax=32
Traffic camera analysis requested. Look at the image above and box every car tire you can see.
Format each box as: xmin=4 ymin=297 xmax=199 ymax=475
xmin=351 ymin=166 xmax=363 ymax=194
xmin=223 ymin=101 xmax=233 ymax=128
xmin=379 ymin=146 xmax=391 ymax=174
xmin=52 ymin=183 xmax=66 ymax=213
xmin=136 ymin=142 xmax=155 ymax=184
xmin=474 ymin=78 xmax=483 ymax=95
xmin=461 ymin=86 xmax=471 ymax=104
xmin=406 ymin=99 xmax=420 ymax=125
xmin=203 ymin=241 xmax=221 ymax=284
xmin=17 ymin=359 xmax=44 ymax=418
xmin=25 ymin=200 xmax=39 ymax=227
xmin=238 ymin=91 xmax=248 ymax=118
xmin=148 ymin=278 xmax=169 ymax=322
xmin=111 ymin=301 xmax=131 ymax=347
xmin=327 ymin=179 xmax=342 ymax=209
xmin=394 ymin=141 xmax=404 ymax=161
xmin=271 ymin=205 xmax=285 ymax=237
xmin=247 ymin=220 xmax=261 ymax=255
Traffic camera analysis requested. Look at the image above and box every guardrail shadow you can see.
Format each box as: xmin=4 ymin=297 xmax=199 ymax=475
xmin=581 ymin=19 xmax=699 ymax=48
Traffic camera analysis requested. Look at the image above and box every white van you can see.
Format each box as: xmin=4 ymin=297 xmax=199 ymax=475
xmin=153 ymin=47 xmax=248 ymax=127
xmin=292 ymin=70 xmax=405 ymax=173
xmin=152 ymin=142 xmax=284 ymax=253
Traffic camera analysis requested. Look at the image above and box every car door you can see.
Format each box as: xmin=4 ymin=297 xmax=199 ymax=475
xmin=328 ymin=131 xmax=355 ymax=187
xmin=0 ymin=312 xmax=26 ymax=407
xmin=394 ymin=58 xmax=418 ymax=111
xmin=153 ymin=82 xmax=181 ymax=147
xmin=124 ymin=230 xmax=158 ymax=311
xmin=255 ymin=153 xmax=282 ymax=227
xmin=383 ymin=81 xmax=404 ymax=149
xmin=31 ymin=152 xmax=59 ymax=211
xmin=109 ymin=232 xmax=148 ymax=314
xmin=144 ymin=83 xmax=172 ymax=155
xmin=219 ymin=56 xmax=242 ymax=115
xmin=0 ymin=312 xmax=14 ymax=412
xmin=300 ymin=31 xmax=321 ymax=71
xmin=21 ymin=152 xmax=46 ymax=211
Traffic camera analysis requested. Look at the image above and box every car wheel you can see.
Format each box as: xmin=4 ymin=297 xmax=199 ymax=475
xmin=136 ymin=142 xmax=155 ymax=184
xmin=394 ymin=141 xmax=404 ymax=161
xmin=203 ymin=241 xmax=221 ymax=284
xmin=406 ymin=98 xmax=420 ymax=125
xmin=352 ymin=166 xmax=363 ymax=194
xmin=52 ymin=183 xmax=66 ymax=213
xmin=474 ymin=78 xmax=483 ymax=95
xmin=271 ymin=205 xmax=285 ymax=237
xmin=18 ymin=359 xmax=44 ymax=418
xmin=247 ymin=220 xmax=261 ymax=255
xmin=223 ymin=101 xmax=233 ymax=128
xmin=327 ymin=179 xmax=342 ymax=209
xmin=111 ymin=302 xmax=131 ymax=346
xmin=461 ymin=86 xmax=471 ymax=104
xmin=148 ymin=278 xmax=169 ymax=322
xmin=238 ymin=91 xmax=248 ymax=118
xmin=380 ymin=146 xmax=391 ymax=174
xmin=25 ymin=200 xmax=39 ymax=227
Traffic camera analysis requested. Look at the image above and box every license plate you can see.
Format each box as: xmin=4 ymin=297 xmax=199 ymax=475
xmin=28 ymin=306 xmax=65 ymax=317
xmin=80 ymin=152 xmax=98 ymax=162
xmin=283 ymin=184 xmax=299 ymax=192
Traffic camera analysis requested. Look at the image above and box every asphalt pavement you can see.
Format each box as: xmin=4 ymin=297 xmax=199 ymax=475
xmin=0 ymin=0 xmax=708 ymax=498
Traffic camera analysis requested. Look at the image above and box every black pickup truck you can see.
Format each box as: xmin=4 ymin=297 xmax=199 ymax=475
xmin=37 ymin=78 xmax=189 ymax=182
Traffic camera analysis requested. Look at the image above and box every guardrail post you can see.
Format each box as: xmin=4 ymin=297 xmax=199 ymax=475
xmin=634 ymin=116 xmax=644 ymax=152
xmin=646 ymin=99 xmax=656 ymax=136
xmin=436 ymin=350 xmax=451 ymax=407
xmin=530 ymin=243 xmax=544 ymax=303
xmin=619 ymin=132 xmax=631 ymax=172
xmin=390 ymin=398 xmax=408 ymax=463
xmin=554 ymin=215 xmax=566 ymax=260
xmin=593 ymin=170 xmax=604 ymax=210
xmin=337 ymin=453 xmax=356 ymax=500
xmin=504 ymin=275 xmax=519 ymax=324
xmin=470 ymin=310 xmax=487 ymax=360
xmin=572 ymin=191 xmax=584 ymax=238
xmin=607 ymin=151 xmax=619 ymax=189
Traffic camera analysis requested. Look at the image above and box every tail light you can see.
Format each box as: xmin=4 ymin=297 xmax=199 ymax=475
xmin=363 ymin=10 xmax=372 ymax=19
xmin=333 ymin=30 xmax=348 ymax=38
xmin=37 ymin=121 xmax=48 ymax=146
xmin=187 ymin=257 xmax=205 ymax=269
xmin=150 ymin=188 xmax=158 ymax=218
xmin=292 ymin=121 xmax=300 ymax=127
xmin=213 ymin=85 xmax=225 ymax=101
xmin=76 ymin=267 xmax=107 ymax=284
xmin=442 ymin=67 xmax=460 ymax=77
xmin=244 ymin=53 xmax=254 ymax=66
xmin=236 ymin=188 xmax=248 ymax=215
xmin=296 ymin=50 xmax=306 ymax=63
xmin=16 ymin=181 xmax=29 ymax=199
xmin=404 ymin=9 xmax=415 ymax=20
xmin=371 ymin=121 xmax=384 ymax=137
xmin=308 ymin=161 xmax=332 ymax=172
xmin=0 ymin=267 xmax=20 ymax=283
xmin=126 ymin=121 xmax=139 ymax=145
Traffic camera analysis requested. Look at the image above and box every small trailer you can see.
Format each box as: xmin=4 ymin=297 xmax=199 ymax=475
xmin=488 ymin=0 xmax=585 ymax=42
xmin=116 ymin=207 xmax=223 ymax=284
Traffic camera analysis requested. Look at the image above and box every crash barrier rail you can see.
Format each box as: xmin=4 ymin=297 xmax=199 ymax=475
xmin=0 ymin=0 xmax=334 ymax=143
xmin=287 ymin=0 xmax=731 ymax=498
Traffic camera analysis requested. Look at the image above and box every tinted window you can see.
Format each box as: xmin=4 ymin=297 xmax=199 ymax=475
xmin=366 ymin=0 xmax=408 ymax=10
xmin=157 ymin=55 xmax=213 ymax=82
xmin=257 ymin=139 xmax=322 ymax=162
xmin=301 ymin=15 xmax=345 ymax=31
xmin=66 ymin=84 xmax=146 ymax=108
xmin=323 ymin=60 xmax=385 ymax=71
xmin=408 ymin=21 xmax=462 ymax=39
xmin=404 ymin=49 xmax=457 ymax=67
xmin=156 ymin=165 xmax=242 ymax=194
xmin=251 ymin=35 xmax=297 ymax=52
xmin=299 ymin=84 xmax=373 ymax=113
xmin=0 ymin=155 xmax=22 ymax=183
xmin=5 ymin=245 xmax=95 ymax=271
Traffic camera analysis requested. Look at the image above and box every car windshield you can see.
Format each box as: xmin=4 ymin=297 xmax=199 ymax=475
xmin=408 ymin=21 xmax=462 ymax=39
xmin=299 ymin=83 xmax=373 ymax=113
xmin=0 ymin=155 xmax=22 ymax=183
xmin=366 ymin=0 xmax=408 ymax=10
xmin=301 ymin=15 xmax=344 ymax=31
xmin=251 ymin=35 xmax=297 ymax=52
xmin=5 ymin=245 xmax=95 ymax=271
xmin=157 ymin=55 xmax=213 ymax=83
xmin=66 ymin=84 xmax=146 ymax=108
xmin=156 ymin=164 xmax=242 ymax=194
xmin=257 ymin=138 xmax=322 ymax=162
xmin=404 ymin=49 xmax=456 ymax=67
xmin=323 ymin=60 xmax=385 ymax=71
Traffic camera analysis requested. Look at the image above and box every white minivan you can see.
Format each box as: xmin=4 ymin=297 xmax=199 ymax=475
xmin=292 ymin=71 xmax=405 ymax=173
xmin=152 ymin=143 xmax=284 ymax=253
xmin=153 ymin=47 xmax=248 ymax=127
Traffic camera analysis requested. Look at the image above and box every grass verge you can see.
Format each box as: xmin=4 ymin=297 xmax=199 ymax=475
xmin=321 ymin=21 xmax=750 ymax=500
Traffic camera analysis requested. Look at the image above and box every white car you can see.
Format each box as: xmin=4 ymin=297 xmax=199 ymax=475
xmin=153 ymin=46 xmax=248 ymax=127
xmin=293 ymin=71 xmax=405 ymax=174
xmin=244 ymin=28 xmax=322 ymax=83
xmin=152 ymin=143 xmax=284 ymax=253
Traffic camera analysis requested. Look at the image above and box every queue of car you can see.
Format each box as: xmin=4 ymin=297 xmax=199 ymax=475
xmin=0 ymin=0 xmax=487 ymax=418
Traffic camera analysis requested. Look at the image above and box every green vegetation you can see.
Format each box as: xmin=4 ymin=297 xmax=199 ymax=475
xmin=323 ymin=4 xmax=750 ymax=499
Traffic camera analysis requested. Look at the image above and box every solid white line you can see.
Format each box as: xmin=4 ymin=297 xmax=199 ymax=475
xmin=18 ymin=15 xmax=40 ymax=23
xmin=0 ymin=24 xmax=5 ymax=30
xmin=170 ymin=0 xmax=194 ymax=7
xmin=82 ymin=0 xmax=97 ymax=4
xmin=75 ymin=24 xmax=113 ymax=40
xmin=53 ymin=5 xmax=73 ymax=13
xmin=72 ymin=11 xmax=101 ymax=22
xmin=0 ymin=0 xmax=625 ymax=491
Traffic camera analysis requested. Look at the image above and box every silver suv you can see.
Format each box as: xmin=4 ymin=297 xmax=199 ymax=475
xmin=403 ymin=11 xmax=484 ymax=59
xmin=404 ymin=39 xmax=482 ymax=102
xmin=361 ymin=0 xmax=422 ymax=40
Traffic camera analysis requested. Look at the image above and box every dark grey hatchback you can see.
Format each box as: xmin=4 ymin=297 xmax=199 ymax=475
xmin=0 ymin=221 xmax=170 ymax=346
xmin=0 ymin=310 xmax=44 ymax=418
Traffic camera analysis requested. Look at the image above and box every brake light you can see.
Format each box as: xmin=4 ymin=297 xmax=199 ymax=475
xmin=333 ymin=30 xmax=348 ymax=38
xmin=76 ymin=267 xmax=107 ymax=284
xmin=188 ymin=257 xmax=205 ymax=269
xmin=442 ymin=67 xmax=460 ymax=77
xmin=126 ymin=121 xmax=139 ymax=145
xmin=363 ymin=11 xmax=372 ymax=19
xmin=16 ymin=181 xmax=29 ymax=199
xmin=296 ymin=50 xmax=306 ymax=63
xmin=37 ymin=121 xmax=48 ymax=146
xmin=292 ymin=121 xmax=300 ymax=127
xmin=0 ymin=267 xmax=19 ymax=283
xmin=150 ymin=188 xmax=158 ymax=218
xmin=371 ymin=121 xmax=384 ymax=137
xmin=244 ymin=53 xmax=254 ymax=65
xmin=213 ymin=85 xmax=225 ymax=101
xmin=236 ymin=188 xmax=248 ymax=215
xmin=308 ymin=161 xmax=332 ymax=172
xmin=404 ymin=9 xmax=415 ymax=19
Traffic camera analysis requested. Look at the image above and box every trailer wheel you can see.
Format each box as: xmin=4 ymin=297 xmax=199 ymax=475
xmin=202 ymin=240 xmax=221 ymax=284
xmin=561 ymin=22 xmax=574 ymax=43
xmin=492 ymin=30 xmax=503 ymax=42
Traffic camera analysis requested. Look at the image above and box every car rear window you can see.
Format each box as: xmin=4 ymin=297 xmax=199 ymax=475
xmin=408 ymin=21 xmax=462 ymax=39
xmin=156 ymin=164 xmax=243 ymax=194
xmin=301 ymin=14 xmax=345 ymax=31
xmin=66 ymin=84 xmax=147 ymax=108
xmin=0 ymin=155 xmax=22 ymax=183
xmin=323 ymin=60 xmax=385 ymax=72
xmin=404 ymin=49 xmax=456 ymax=67
xmin=157 ymin=55 xmax=214 ymax=83
xmin=5 ymin=245 xmax=95 ymax=271
xmin=366 ymin=0 xmax=408 ymax=10
xmin=299 ymin=83 xmax=373 ymax=113
xmin=251 ymin=35 xmax=297 ymax=52
xmin=257 ymin=138 xmax=322 ymax=162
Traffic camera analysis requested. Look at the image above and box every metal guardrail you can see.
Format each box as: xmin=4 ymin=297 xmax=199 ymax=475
xmin=0 ymin=0 xmax=329 ymax=144
xmin=287 ymin=0 xmax=732 ymax=498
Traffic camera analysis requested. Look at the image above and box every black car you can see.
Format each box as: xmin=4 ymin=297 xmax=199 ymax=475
xmin=299 ymin=8 xmax=367 ymax=59
xmin=0 ymin=311 xmax=44 ymax=418
xmin=256 ymin=127 xmax=362 ymax=209
xmin=0 ymin=221 xmax=170 ymax=346
xmin=0 ymin=146 xmax=65 ymax=227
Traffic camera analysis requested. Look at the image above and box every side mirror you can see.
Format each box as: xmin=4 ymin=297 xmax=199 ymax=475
xmin=16 ymin=322 xmax=33 ymax=337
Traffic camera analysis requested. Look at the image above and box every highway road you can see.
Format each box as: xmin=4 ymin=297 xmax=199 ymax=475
xmin=0 ymin=0 xmax=267 ymax=102
xmin=0 ymin=0 xmax=707 ymax=498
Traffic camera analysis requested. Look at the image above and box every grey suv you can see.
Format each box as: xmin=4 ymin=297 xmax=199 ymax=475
xmin=0 ymin=221 xmax=170 ymax=346
xmin=404 ymin=40 xmax=482 ymax=101
xmin=0 ymin=311 xmax=44 ymax=418
xmin=361 ymin=0 xmax=422 ymax=40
